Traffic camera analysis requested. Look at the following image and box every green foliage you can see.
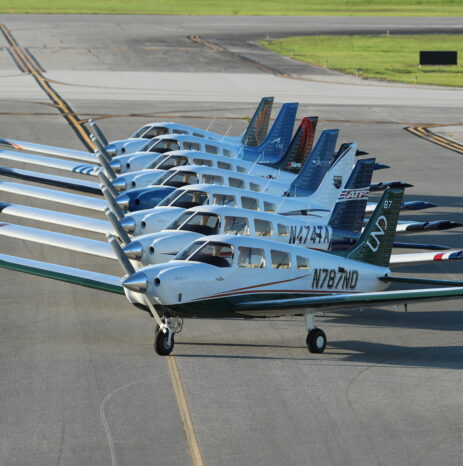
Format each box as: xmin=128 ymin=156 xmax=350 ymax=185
xmin=0 ymin=0 xmax=462 ymax=15
xmin=262 ymin=35 xmax=463 ymax=87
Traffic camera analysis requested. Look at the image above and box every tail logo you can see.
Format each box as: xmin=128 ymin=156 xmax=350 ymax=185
xmin=333 ymin=176 xmax=343 ymax=189
xmin=366 ymin=215 xmax=387 ymax=252
xmin=339 ymin=187 xmax=369 ymax=201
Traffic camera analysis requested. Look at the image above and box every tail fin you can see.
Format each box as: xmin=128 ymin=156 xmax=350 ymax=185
xmin=284 ymin=129 xmax=338 ymax=197
xmin=255 ymin=103 xmax=298 ymax=156
xmin=328 ymin=158 xmax=375 ymax=233
xmin=261 ymin=116 xmax=318 ymax=173
xmin=346 ymin=187 xmax=405 ymax=267
xmin=240 ymin=97 xmax=274 ymax=146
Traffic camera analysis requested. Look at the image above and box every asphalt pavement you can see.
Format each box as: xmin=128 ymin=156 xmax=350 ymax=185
xmin=0 ymin=15 xmax=462 ymax=466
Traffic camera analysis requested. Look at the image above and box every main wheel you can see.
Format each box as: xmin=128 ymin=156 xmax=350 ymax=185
xmin=154 ymin=329 xmax=175 ymax=356
xmin=306 ymin=328 xmax=326 ymax=354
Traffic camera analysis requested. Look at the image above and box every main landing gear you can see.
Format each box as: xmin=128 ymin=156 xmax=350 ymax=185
xmin=305 ymin=313 xmax=327 ymax=353
xmin=154 ymin=317 xmax=183 ymax=356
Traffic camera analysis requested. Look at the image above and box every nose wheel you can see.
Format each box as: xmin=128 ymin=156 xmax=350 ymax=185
xmin=305 ymin=313 xmax=327 ymax=354
xmin=155 ymin=327 xmax=175 ymax=355
xmin=153 ymin=317 xmax=182 ymax=356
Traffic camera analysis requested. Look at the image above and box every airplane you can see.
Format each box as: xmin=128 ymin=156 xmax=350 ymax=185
xmin=100 ymin=96 xmax=276 ymax=155
xmin=1 ymin=187 xmax=462 ymax=356
xmin=0 ymin=97 xmax=277 ymax=162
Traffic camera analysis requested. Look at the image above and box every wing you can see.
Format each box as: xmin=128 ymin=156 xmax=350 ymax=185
xmin=0 ymin=138 xmax=97 ymax=163
xmin=0 ymin=223 xmax=115 ymax=259
xmin=0 ymin=149 xmax=99 ymax=175
xmin=231 ymin=286 xmax=463 ymax=317
xmin=0 ymin=181 xmax=107 ymax=211
xmin=0 ymin=253 xmax=124 ymax=294
xmin=0 ymin=166 xmax=101 ymax=194
xmin=0 ymin=202 xmax=112 ymax=235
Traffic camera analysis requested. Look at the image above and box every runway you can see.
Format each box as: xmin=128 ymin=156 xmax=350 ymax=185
xmin=0 ymin=15 xmax=462 ymax=466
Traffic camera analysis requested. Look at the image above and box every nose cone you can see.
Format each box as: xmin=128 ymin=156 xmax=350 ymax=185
xmin=110 ymin=159 xmax=122 ymax=173
xmin=123 ymin=241 xmax=143 ymax=260
xmin=120 ymin=216 xmax=136 ymax=233
xmin=122 ymin=271 xmax=148 ymax=292
xmin=105 ymin=144 xmax=117 ymax=156
xmin=112 ymin=177 xmax=128 ymax=192
xmin=116 ymin=193 xmax=130 ymax=211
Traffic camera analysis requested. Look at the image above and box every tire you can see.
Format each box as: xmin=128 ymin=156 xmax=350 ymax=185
xmin=154 ymin=329 xmax=174 ymax=356
xmin=306 ymin=328 xmax=327 ymax=354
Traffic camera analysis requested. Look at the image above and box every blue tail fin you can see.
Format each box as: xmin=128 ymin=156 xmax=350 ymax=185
xmin=284 ymin=129 xmax=339 ymax=197
xmin=261 ymin=116 xmax=318 ymax=173
xmin=240 ymin=97 xmax=274 ymax=146
xmin=254 ymin=102 xmax=298 ymax=157
xmin=328 ymin=158 xmax=375 ymax=233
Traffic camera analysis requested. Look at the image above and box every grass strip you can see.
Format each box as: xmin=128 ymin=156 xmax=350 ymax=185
xmin=261 ymin=34 xmax=463 ymax=87
xmin=0 ymin=0 xmax=463 ymax=16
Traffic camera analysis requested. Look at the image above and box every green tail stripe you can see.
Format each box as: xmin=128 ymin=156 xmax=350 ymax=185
xmin=0 ymin=258 xmax=124 ymax=295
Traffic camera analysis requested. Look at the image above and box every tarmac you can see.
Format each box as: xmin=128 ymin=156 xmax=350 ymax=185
xmin=0 ymin=15 xmax=462 ymax=466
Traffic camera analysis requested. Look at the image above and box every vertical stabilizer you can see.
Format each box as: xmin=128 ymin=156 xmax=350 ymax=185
xmin=254 ymin=102 xmax=298 ymax=157
xmin=346 ymin=187 xmax=404 ymax=267
xmin=328 ymin=158 xmax=375 ymax=233
xmin=262 ymin=116 xmax=318 ymax=173
xmin=285 ymin=129 xmax=338 ymax=197
xmin=240 ymin=97 xmax=274 ymax=146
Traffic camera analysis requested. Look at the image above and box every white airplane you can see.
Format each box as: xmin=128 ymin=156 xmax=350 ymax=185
xmin=1 ymin=187 xmax=462 ymax=356
xmin=101 ymin=96 xmax=276 ymax=155
xmin=0 ymin=97 xmax=279 ymax=162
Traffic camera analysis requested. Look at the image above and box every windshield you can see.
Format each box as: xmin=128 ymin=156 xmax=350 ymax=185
xmin=165 ymin=211 xmax=195 ymax=230
xmin=154 ymin=155 xmax=189 ymax=170
xmin=143 ymin=138 xmax=180 ymax=153
xmin=179 ymin=212 xmax=220 ymax=235
xmin=162 ymin=170 xmax=199 ymax=188
xmin=176 ymin=241 xmax=233 ymax=267
xmin=130 ymin=125 xmax=150 ymax=138
xmin=158 ymin=189 xmax=209 ymax=208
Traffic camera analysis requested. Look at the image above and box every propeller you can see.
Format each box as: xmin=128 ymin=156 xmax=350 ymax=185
xmin=88 ymin=119 xmax=109 ymax=147
xmin=94 ymin=144 xmax=116 ymax=180
xmin=98 ymin=171 xmax=118 ymax=198
xmin=101 ymin=186 xmax=124 ymax=220
xmin=108 ymin=233 xmax=166 ymax=332
xmin=104 ymin=208 xmax=131 ymax=245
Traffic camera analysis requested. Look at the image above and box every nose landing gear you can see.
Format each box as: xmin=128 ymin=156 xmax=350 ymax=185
xmin=154 ymin=317 xmax=183 ymax=356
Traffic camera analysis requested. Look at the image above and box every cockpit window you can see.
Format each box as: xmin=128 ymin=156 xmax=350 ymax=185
xmin=160 ymin=170 xmax=199 ymax=188
xmin=185 ymin=241 xmax=233 ymax=267
xmin=145 ymin=138 xmax=180 ymax=153
xmin=179 ymin=212 xmax=220 ymax=235
xmin=155 ymin=155 xmax=189 ymax=170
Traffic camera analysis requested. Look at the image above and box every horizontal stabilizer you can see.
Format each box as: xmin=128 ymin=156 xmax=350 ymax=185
xmin=0 ymin=222 xmax=115 ymax=259
xmin=370 ymin=181 xmax=413 ymax=192
xmin=0 ymin=181 xmax=107 ymax=212
xmin=392 ymin=241 xmax=450 ymax=251
xmin=399 ymin=201 xmax=437 ymax=211
xmin=0 ymin=166 xmax=101 ymax=194
xmin=0 ymin=149 xmax=99 ymax=175
xmin=396 ymin=220 xmax=462 ymax=233
xmin=0 ymin=202 xmax=112 ymax=235
xmin=373 ymin=163 xmax=389 ymax=171
xmin=389 ymin=249 xmax=463 ymax=266
xmin=0 ymin=253 xmax=123 ymax=294
xmin=0 ymin=138 xmax=97 ymax=163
